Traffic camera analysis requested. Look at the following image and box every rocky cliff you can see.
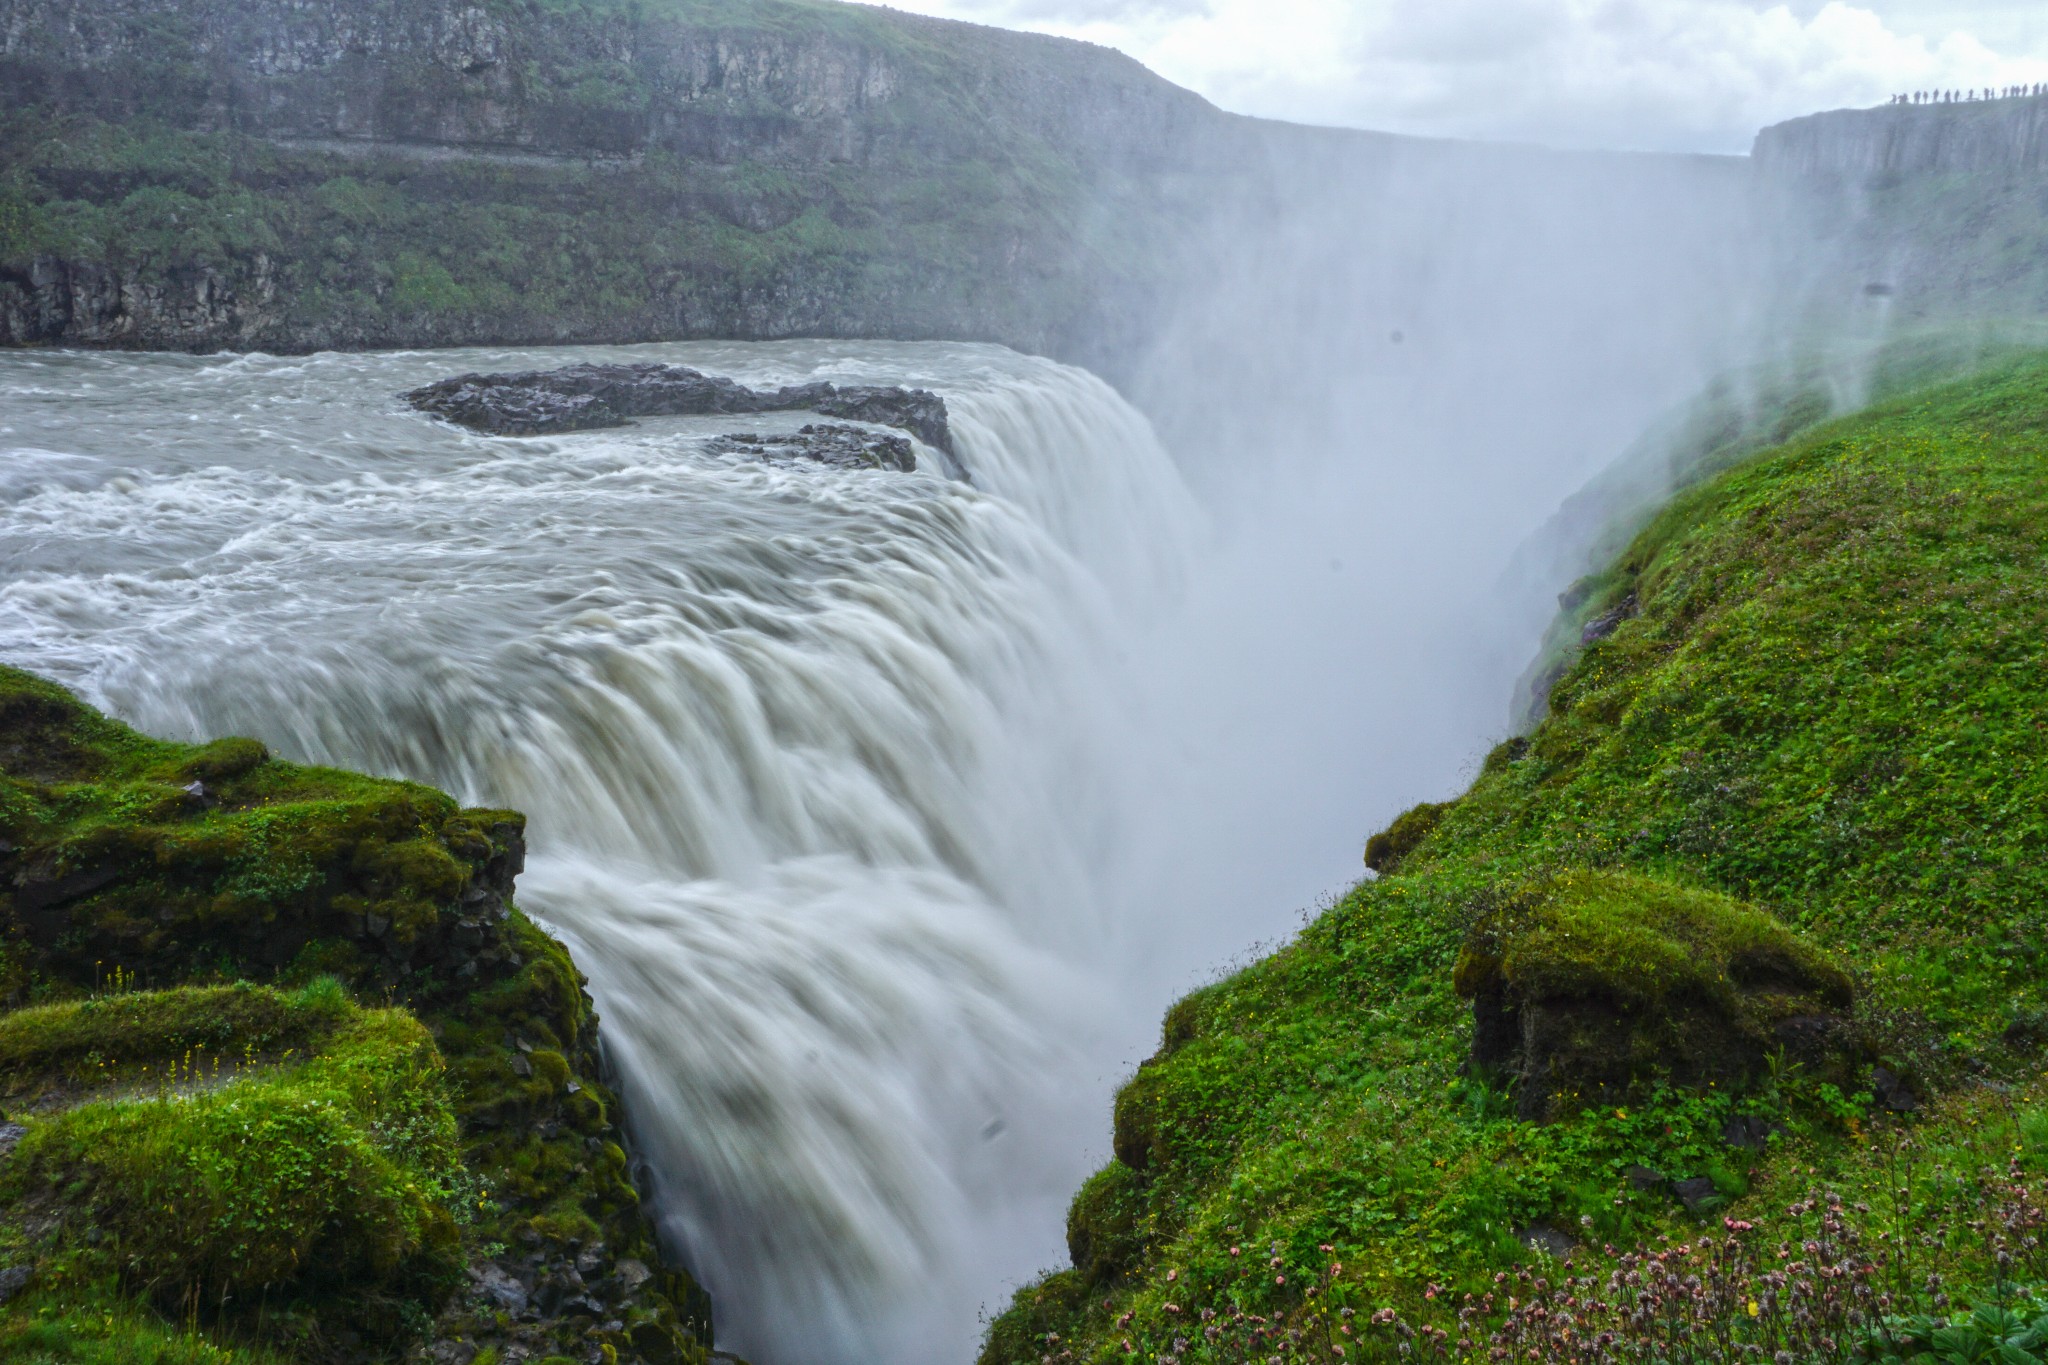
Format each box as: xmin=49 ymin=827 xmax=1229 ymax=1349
xmin=1754 ymin=94 xmax=2048 ymax=179
xmin=0 ymin=0 xmax=1250 ymax=368
xmin=1751 ymin=95 xmax=2048 ymax=328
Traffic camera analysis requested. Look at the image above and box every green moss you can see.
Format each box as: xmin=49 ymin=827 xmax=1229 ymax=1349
xmin=1455 ymin=870 xmax=1855 ymax=1117
xmin=1363 ymin=800 xmax=1451 ymax=874
xmin=982 ymin=351 xmax=2048 ymax=1364
xmin=1455 ymin=869 xmax=1850 ymax=1018
xmin=1065 ymin=1163 xmax=1149 ymax=1288
xmin=0 ymin=674 xmax=709 ymax=1364
xmin=978 ymin=1270 xmax=1093 ymax=1365
xmin=0 ymin=664 xmax=515 ymax=995
xmin=8 ymin=1008 xmax=463 ymax=1305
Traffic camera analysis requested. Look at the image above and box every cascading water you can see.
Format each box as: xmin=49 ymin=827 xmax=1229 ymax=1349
xmin=0 ymin=341 xmax=1200 ymax=1364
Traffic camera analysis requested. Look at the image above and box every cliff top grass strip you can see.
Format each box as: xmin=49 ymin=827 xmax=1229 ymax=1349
xmin=0 ymin=978 xmax=355 ymax=1100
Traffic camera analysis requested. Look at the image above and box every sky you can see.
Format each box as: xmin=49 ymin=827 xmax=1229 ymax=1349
xmin=867 ymin=0 xmax=2048 ymax=153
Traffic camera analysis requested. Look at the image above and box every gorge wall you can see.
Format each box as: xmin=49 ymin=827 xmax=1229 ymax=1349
xmin=1755 ymin=95 xmax=2048 ymax=178
xmin=1752 ymin=94 xmax=2048 ymax=329
xmin=0 ymin=0 xmax=1268 ymax=372
xmin=6 ymin=0 xmax=2046 ymax=381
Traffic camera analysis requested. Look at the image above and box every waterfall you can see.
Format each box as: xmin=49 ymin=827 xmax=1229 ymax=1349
xmin=0 ymin=341 xmax=1200 ymax=1364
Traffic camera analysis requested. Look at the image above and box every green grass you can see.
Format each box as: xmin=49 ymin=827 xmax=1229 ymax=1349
xmin=0 ymin=1283 xmax=293 ymax=1365
xmin=981 ymin=350 xmax=2048 ymax=1364
xmin=0 ymin=980 xmax=352 ymax=1103
xmin=1520 ymin=321 xmax=2048 ymax=721
xmin=8 ymin=1007 xmax=465 ymax=1304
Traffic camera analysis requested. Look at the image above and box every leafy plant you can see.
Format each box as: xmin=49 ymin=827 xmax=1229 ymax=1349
xmin=1859 ymin=1297 xmax=2048 ymax=1365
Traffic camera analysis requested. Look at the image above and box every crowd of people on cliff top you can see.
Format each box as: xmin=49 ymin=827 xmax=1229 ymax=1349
xmin=1891 ymin=85 xmax=2046 ymax=106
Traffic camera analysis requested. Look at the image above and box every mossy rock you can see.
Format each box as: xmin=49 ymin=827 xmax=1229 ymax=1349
xmin=1066 ymin=1162 xmax=1149 ymax=1286
xmin=1364 ymin=800 xmax=1453 ymax=874
xmin=0 ymin=977 xmax=354 ymax=1105
xmin=0 ymin=665 xmax=525 ymax=1001
xmin=5 ymin=1002 xmax=465 ymax=1309
xmin=0 ymin=669 xmax=714 ymax=1364
xmin=1453 ymin=869 xmax=1856 ymax=1119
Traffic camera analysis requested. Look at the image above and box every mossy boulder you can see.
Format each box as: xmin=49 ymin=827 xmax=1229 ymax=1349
xmin=0 ymin=666 xmax=526 ymax=1000
xmin=1454 ymin=870 xmax=1856 ymax=1119
xmin=1066 ymin=1162 xmax=1150 ymax=1287
xmin=8 ymin=1004 xmax=465 ymax=1305
xmin=1364 ymin=800 xmax=1453 ymax=874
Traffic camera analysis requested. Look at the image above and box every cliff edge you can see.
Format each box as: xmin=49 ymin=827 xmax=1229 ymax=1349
xmin=1754 ymin=93 xmax=2048 ymax=179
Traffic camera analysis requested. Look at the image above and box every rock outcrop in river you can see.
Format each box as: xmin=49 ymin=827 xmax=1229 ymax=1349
xmin=406 ymin=362 xmax=952 ymax=456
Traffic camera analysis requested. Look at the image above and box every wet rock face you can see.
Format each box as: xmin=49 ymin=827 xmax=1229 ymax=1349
xmin=404 ymin=362 xmax=954 ymax=456
xmin=709 ymin=423 xmax=916 ymax=472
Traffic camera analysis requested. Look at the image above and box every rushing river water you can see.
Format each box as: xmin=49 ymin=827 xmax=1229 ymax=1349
xmin=0 ymin=341 xmax=1202 ymax=1364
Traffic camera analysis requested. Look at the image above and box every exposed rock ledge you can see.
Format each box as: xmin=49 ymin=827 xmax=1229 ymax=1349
xmin=405 ymin=363 xmax=954 ymax=458
xmin=709 ymin=424 xmax=918 ymax=473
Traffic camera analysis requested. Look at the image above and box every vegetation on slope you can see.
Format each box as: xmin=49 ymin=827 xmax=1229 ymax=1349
xmin=1517 ymin=321 xmax=2048 ymax=722
xmin=0 ymin=667 xmax=709 ymax=1365
xmin=983 ymin=353 xmax=2048 ymax=1363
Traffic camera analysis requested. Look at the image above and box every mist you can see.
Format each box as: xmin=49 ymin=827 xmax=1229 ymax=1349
xmin=1087 ymin=128 xmax=1774 ymax=1010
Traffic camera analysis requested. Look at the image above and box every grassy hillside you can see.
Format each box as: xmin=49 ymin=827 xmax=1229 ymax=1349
xmin=983 ymin=354 xmax=2048 ymax=1363
xmin=0 ymin=667 xmax=710 ymax=1365
xmin=1513 ymin=322 xmax=2048 ymax=723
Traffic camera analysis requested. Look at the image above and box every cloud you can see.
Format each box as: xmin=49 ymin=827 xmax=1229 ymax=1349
xmin=865 ymin=0 xmax=2048 ymax=152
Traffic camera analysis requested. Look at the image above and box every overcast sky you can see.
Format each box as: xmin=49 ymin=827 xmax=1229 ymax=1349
xmin=870 ymin=0 xmax=2048 ymax=153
